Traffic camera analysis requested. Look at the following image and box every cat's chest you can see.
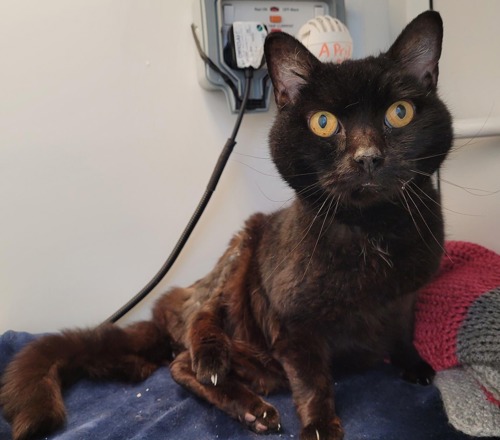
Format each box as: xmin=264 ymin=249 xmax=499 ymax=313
xmin=306 ymin=231 xmax=399 ymax=293
xmin=319 ymin=229 xmax=396 ymax=273
xmin=266 ymin=225 xmax=421 ymax=319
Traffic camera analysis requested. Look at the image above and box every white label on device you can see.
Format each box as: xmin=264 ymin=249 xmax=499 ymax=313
xmin=232 ymin=21 xmax=267 ymax=69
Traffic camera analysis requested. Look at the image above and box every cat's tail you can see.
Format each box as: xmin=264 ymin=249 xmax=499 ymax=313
xmin=0 ymin=321 xmax=172 ymax=440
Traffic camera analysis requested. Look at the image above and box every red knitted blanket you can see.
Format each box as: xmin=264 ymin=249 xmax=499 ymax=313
xmin=414 ymin=241 xmax=500 ymax=437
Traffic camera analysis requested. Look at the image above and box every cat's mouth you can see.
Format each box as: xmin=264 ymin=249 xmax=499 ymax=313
xmin=348 ymin=183 xmax=387 ymax=206
xmin=335 ymin=178 xmax=392 ymax=206
xmin=360 ymin=182 xmax=379 ymax=188
xmin=354 ymin=181 xmax=382 ymax=197
xmin=321 ymin=172 xmax=400 ymax=206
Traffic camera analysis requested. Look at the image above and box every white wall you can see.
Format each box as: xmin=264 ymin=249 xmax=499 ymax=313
xmin=0 ymin=0 xmax=286 ymax=332
xmin=1 ymin=0 xmax=499 ymax=333
xmin=434 ymin=0 xmax=500 ymax=250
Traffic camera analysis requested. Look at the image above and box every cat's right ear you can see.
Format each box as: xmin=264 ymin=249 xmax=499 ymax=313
xmin=264 ymin=32 xmax=319 ymax=109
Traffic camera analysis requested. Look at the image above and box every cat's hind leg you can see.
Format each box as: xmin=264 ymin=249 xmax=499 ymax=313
xmin=230 ymin=340 xmax=289 ymax=395
xmin=170 ymin=351 xmax=281 ymax=434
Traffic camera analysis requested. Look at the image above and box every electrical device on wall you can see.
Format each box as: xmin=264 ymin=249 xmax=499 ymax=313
xmin=297 ymin=15 xmax=352 ymax=63
xmin=192 ymin=0 xmax=347 ymax=113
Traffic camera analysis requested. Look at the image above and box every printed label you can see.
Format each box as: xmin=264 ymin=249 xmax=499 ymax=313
xmin=232 ymin=22 xmax=268 ymax=69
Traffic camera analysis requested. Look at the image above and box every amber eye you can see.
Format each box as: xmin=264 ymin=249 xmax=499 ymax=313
xmin=385 ymin=101 xmax=415 ymax=128
xmin=309 ymin=111 xmax=339 ymax=137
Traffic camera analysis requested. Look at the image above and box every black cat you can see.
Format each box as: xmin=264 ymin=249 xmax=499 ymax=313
xmin=1 ymin=11 xmax=452 ymax=440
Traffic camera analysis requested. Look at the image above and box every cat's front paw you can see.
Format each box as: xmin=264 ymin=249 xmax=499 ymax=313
xmin=401 ymin=359 xmax=435 ymax=385
xmin=300 ymin=419 xmax=344 ymax=440
xmin=241 ymin=401 xmax=281 ymax=434
xmin=191 ymin=340 xmax=230 ymax=386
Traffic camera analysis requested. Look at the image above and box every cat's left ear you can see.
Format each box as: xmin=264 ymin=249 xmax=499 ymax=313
xmin=264 ymin=32 xmax=320 ymax=109
xmin=387 ymin=11 xmax=443 ymax=90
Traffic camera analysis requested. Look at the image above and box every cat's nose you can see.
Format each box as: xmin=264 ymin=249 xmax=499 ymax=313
xmin=353 ymin=147 xmax=384 ymax=174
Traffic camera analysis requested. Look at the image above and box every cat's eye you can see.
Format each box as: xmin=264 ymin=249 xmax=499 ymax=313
xmin=309 ymin=111 xmax=339 ymax=137
xmin=385 ymin=101 xmax=415 ymax=128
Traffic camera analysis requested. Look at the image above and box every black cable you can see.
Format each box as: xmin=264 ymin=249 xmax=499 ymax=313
xmin=190 ymin=24 xmax=241 ymax=106
xmin=105 ymin=69 xmax=253 ymax=323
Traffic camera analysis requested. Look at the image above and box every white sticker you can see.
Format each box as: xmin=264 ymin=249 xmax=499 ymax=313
xmin=232 ymin=22 xmax=268 ymax=69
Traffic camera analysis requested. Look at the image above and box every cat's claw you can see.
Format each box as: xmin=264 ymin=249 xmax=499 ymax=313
xmin=191 ymin=341 xmax=230 ymax=386
xmin=401 ymin=360 xmax=435 ymax=385
xmin=301 ymin=421 xmax=344 ymax=440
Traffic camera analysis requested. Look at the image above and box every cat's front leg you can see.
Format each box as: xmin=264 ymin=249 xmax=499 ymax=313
xmin=170 ymin=351 xmax=281 ymax=434
xmin=188 ymin=308 xmax=231 ymax=386
xmin=275 ymin=332 xmax=344 ymax=440
xmin=389 ymin=294 xmax=435 ymax=385
xmin=391 ymin=338 xmax=435 ymax=385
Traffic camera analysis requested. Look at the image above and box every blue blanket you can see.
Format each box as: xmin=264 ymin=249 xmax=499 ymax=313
xmin=0 ymin=330 xmax=488 ymax=440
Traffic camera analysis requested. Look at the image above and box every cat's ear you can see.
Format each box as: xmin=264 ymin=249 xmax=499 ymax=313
xmin=264 ymin=32 xmax=320 ymax=108
xmin=387 ymin=11 xmax=443 ymax=90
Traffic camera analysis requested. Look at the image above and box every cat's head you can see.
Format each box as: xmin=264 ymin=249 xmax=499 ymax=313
xmin=264 ymin=11 xmax=452 ymax=208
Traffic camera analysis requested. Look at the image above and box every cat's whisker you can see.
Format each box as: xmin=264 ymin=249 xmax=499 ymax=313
xmin=299 ymin=188 xmax=333 ymax=214
xmin=398 ymin=188 xmax=428 ymax=251
xmin=401 ymin=186 xmax=451 ymax=260
xmin=452 ymin=104 xmax=496 ymax=151
xmin=406 ymin=151 xmax=449 ymax=162
xmin=406 ymin=138 xmax=474 ymax=162
xmin=286 ymin=171 xmax=324 ymax=179
xmin=410 ymin=168 xmax=500 ymax=196
xmin=369 ymin=236 xmax=393 ymax=269
xmin=399 ymin=187 xmax=450 ymax=261
xmin=254 ymin=183 xmax=292 ymax=204
xmin=400 ymin=180 xmax=440 ymax=221
xmin=407 ymin=180 xmax=481 ymax=217
xmin=344 ymin=101 xmax=360 ymax=110
xmin=300 ymin=194 xmax=340 ymax=281
xmin=450 ymin=136 xmax=485 ymax=152
xmin=258 ymin=195 xmax=332 ymax=289
xmin=297 ymin=183 xmax=325 ymax=200
xmin=399 ymin=177 xmax=414 ymax=192
xmin=235 ymin=159 xmax=324 ymax=181
xmin=251 ymin=184 xmax=328 ymax=253
xmin=232 ymin=161 xmax=324 ymax=205
xmin=256 ymin=180 xmax=321 ymax=205
xmin=233 ymin=152 xmax=272 ymax=160
xmin=233 ymin=160 xmax=281 ymax=178
xmin=408 ymin=117 xmax=493 ymax=163
xmin=324 ymin=193 xmax=342 ymax=231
